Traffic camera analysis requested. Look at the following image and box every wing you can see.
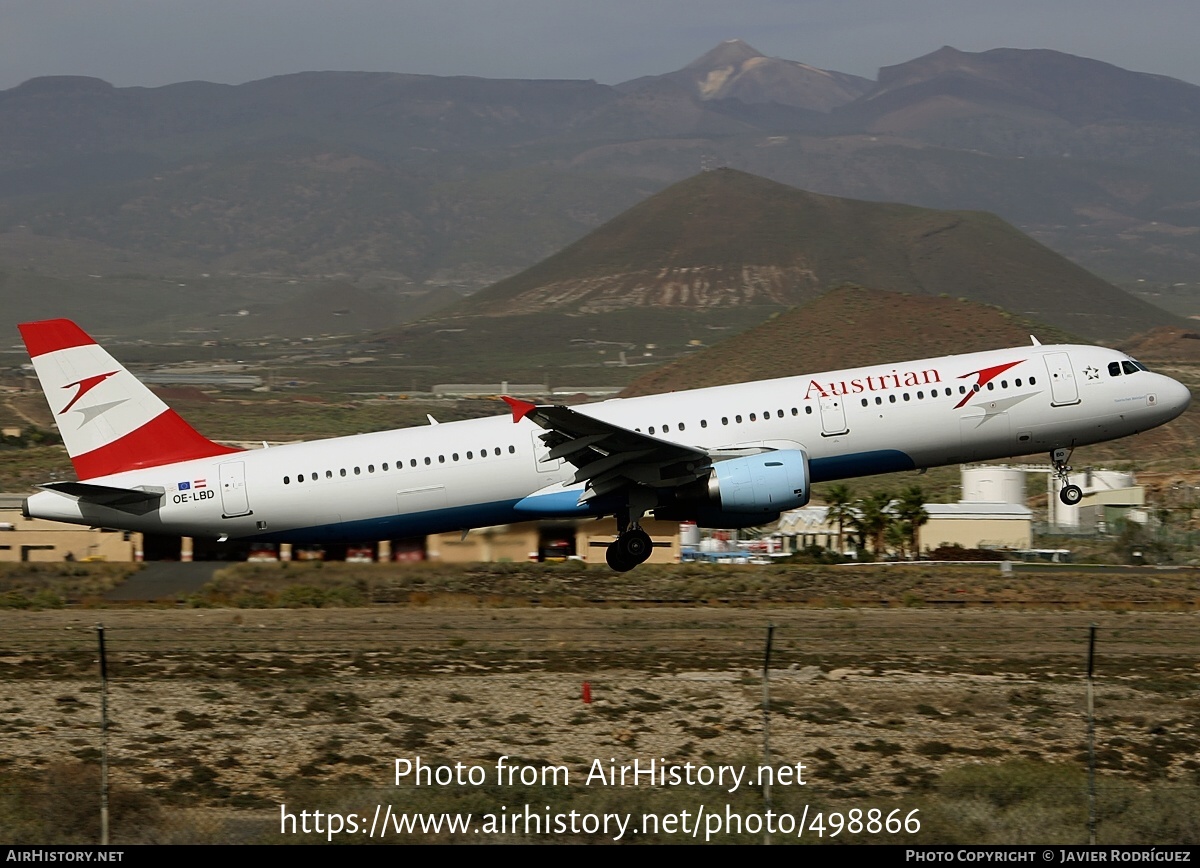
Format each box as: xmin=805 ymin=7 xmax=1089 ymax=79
xmin=502 ymin=397 xmax=711 ymax=501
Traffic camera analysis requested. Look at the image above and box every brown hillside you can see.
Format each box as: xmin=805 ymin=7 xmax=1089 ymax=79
xmin=456 ymin=169 xmax=1179 ymax=341
xmin=1120 ymin=326 xmax=1200 ymax=362
xmin=620 ymin=286 xmax=1080 ymax=396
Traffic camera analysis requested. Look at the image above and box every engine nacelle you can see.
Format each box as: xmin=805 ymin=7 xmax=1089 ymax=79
xmin=660 ymin=449 xmax=811 ymax=527
xmin=710 ymin=450 xmax=811 ymax=513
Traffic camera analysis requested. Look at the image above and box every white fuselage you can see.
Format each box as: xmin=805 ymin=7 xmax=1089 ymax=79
xmin=24 ymin=343 xmax=1191 ymax=542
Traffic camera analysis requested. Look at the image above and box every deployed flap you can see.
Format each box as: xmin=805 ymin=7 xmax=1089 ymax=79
xmin=501 ymin=398 xmax=711 ymax=500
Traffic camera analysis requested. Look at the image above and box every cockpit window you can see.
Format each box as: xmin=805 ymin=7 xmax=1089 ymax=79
xmin=1108 ymin=362 xmax=1122 ymax=377
xmin=1122 ymin=360 xmax=1140 ymax=375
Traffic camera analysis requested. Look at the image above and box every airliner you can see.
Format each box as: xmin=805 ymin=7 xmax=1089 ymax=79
xmin=18 ymin=319 xmax=1191 ymax=571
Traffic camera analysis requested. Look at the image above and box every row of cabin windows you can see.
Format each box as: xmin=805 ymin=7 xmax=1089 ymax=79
xmin=858 ymin=377 xmax=1038 ymax=408
xmin=634 ymin=376 xmax=1045 ymax=433
xmin=282 ymin=444 xmax=517 ymax=485
xmin=637 ymin=407 xmax=811 ymax=435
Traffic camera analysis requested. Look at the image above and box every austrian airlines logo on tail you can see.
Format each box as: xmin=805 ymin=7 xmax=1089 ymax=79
xmin=954 ymin=361 xmax=1023 ymax=409
xmin=59 ymin=371 xmax=119 ymax=414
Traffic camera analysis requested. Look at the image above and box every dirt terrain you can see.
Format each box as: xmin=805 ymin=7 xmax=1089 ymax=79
xmin=2 ymin=597 xmax=1197 ymax=842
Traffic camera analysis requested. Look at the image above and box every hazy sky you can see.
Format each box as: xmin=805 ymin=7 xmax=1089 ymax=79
xmin=2 ymin=0 xmax=1198 ymax=92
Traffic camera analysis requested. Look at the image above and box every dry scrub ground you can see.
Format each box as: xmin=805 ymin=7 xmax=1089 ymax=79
xmin=2 ymin=601 xmax=1198 ymax=842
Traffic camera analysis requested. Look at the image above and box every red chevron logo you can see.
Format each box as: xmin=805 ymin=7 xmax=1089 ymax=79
xmin=59 ymin=371 xmax=118 ymax=415
xmin=954 ymin=361 xmax=1023 ymax=409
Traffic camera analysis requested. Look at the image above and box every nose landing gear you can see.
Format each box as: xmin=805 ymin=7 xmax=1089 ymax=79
xmin=1052 ymin=447 xmax=1083 ymax=506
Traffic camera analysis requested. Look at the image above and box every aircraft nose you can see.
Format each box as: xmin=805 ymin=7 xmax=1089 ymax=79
xmin=1159 ymin=375 xmax=1191 ymax=420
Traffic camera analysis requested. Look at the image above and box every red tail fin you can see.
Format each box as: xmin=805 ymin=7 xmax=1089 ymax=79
xmin=19 ymin=319 xmax=241 ymax=479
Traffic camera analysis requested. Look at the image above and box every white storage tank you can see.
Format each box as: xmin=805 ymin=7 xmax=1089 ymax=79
xmin=680 ymin=522 xmax=701 ymax=547
xmin=961 ymin=466 xmax=1026 ymax=505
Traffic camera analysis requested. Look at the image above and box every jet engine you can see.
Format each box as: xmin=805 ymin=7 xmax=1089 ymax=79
xmin=658 ymin=449 xmax=811 ymax=527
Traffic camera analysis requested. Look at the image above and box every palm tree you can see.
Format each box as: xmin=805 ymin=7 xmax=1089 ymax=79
xmin=895 ymin=485 xmax=930 ymax=559
xmin=824 ymin=484 xmax=854 ymax=556
xmin=853 ymin=491 xmax=894 ymax=556
xmin=885 ymin=520 xmax=910 ymax=559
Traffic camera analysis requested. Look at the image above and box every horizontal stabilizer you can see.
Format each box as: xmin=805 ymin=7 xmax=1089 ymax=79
xmin=40 ymin=481 xmax=164 ymax=507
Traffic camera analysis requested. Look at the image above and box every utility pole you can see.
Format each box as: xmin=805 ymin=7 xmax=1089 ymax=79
xmin=97 ymin=624 xmax=110 ymax=845
xmin=1086 ymin=624 xmax=1097 ymax=846
xmin=762 ymin=624 xmax=775 ymax=845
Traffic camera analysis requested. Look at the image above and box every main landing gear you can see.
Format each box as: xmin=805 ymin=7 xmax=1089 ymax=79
xmin=606 ymin=526 xmax=652 ymax=572
xmin=606 ymin=495 xmax=655 ymax=572
xmin=1052 ymin=447 xmax=1083 ymax=506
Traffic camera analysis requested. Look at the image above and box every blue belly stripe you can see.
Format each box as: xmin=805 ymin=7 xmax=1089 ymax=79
xmin=246 ymin=494 xmax=611 ymax=544
xmin=809 ymin=450 xmax=915 ymax=482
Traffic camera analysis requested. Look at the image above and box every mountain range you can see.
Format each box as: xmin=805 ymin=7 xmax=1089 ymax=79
xmin=1 ymin=40 xmax=1199 ymax=343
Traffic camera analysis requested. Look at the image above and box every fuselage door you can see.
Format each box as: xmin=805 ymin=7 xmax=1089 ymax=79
xmin=1044 ymin=353 xmax=1080 ymax=406
xmin=819 ymin=395 xmax=849 ymax=437
xmin=219 ymin=461 xmax=252 ymax=518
